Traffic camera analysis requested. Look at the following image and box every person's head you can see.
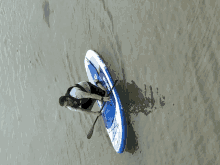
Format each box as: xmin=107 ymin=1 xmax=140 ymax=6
xmin=59 ymin=96 xmax=79 ymax=108
xmin=59 ymin=96 xmax=67 ymax=106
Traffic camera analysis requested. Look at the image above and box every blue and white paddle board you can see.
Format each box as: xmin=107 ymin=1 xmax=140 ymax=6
xmin=84 ymin=50 xmax=127 ymax=153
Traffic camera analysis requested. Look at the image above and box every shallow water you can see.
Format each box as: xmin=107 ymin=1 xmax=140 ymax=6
xmin=1 ymin=0 xmax=220 ymax=164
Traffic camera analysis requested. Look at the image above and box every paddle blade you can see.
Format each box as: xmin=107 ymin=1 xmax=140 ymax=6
xmin=87 ymin=126 xmax=94 ymax=139
xmin=87 ymin=79 xmax=118 ymax=139
xmin=87 ymin=115 xmax=100 ymax=139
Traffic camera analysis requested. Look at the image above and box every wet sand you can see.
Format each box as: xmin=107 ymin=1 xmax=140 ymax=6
xmin=1 ymin=0 xmax=220 ymax=164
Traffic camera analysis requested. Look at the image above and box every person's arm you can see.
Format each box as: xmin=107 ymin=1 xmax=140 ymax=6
xmin=96 ymin=84 xmax=107 ymax=93
xmin=94 ymin=80 xmax=107 ymax=94
xmin=81 ymin=91 xmax=111 ymax=102
xmin=80 ymin=91 xmax=103 ymax=100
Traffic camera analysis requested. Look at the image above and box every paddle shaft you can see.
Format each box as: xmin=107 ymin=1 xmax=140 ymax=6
xmin=87 ymin=79 xmax=118 ymax=139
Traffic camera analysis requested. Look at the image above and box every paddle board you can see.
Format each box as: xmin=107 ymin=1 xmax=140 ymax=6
xmin=84 ymin=50 xmax=127 ymax=153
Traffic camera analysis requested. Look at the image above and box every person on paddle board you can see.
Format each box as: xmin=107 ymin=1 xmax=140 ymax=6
xmin=59 ymin=79 xmax=110 ymax=115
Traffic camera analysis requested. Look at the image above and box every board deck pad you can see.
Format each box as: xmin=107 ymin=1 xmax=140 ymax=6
xmin=84 ymin=50 xmax=127 ymax=153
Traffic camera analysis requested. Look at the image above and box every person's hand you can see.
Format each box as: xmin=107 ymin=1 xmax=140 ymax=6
xmin=103 ymin=96 xmax=111 ymax=102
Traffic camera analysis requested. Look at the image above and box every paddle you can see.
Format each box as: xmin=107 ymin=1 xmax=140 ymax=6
xmin=87 ymin=79 xmax=118 ymax=139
